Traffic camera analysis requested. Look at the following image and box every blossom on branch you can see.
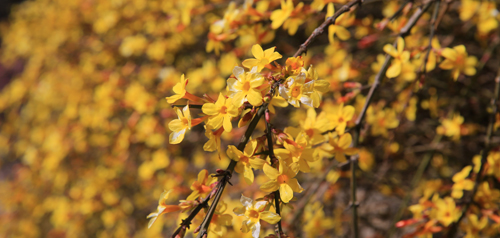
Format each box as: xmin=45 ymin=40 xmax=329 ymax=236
xmin=233 ymin=195 xmax=281 ymax=238
xmin=227 ymin=66 xmax=265 ymax=107
xmin=260 ymin=160 xmax=304 ymax=203
xmin=242 ymin=44 xmax=282 ymax=72
xmin=147 ymin=190 xmax=181 ymax=228
xmin=202 ymin=93 xmax=239 ymax=132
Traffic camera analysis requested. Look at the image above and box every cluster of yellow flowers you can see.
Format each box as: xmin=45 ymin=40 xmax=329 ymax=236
xmin=0 ymin=0 xmax=498 ymax=237
xmin=151 ymin=44 xmax=368 ymax=236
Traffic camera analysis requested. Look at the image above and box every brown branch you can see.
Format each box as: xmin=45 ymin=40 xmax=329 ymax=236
xmin=349 ymin=2 xmax=433 ymax=238
xmin=293 ymin=0 xmax=363 ymax=58
xmin=446 ymin=46 xmax=500 ymax=238
xmin=265 ymin=113 xmax=285 ymax=237
xmin=194 ymin=80 xmax=282 ymax=238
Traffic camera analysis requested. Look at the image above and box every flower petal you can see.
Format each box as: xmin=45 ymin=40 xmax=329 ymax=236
xmin=280 ymin=183 xmax=294 ymax=203
xmin=240 ymin=194 xmax=253 ymax=207
xmin=263 ymin=163 xmax=279 ymax=179
xmin=260 ymin=211 xmax=281 ymax=224
xmin=260 ymin=180 xmax=279 ymax=192
xmin=251 ymin=44 xmax=264 ymax=59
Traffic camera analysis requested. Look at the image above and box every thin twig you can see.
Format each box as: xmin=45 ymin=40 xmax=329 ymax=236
xmin=349 ymin=2 xmax=433 ymax=238
xmin=172 ymin=104 xmax=203 ymax=109
xmin=388 ymin=0 xmax=412 ymax=21
xmin=446 ymin=46 xmax=500 ymax=238
xmin=418 ymin=0 xmax=440 ymax=78
xmin=293 ymin=0 xmax=363 ymax=58
xmin=265 ymin=113 xmax=284 ymax=237
xmin=194 ymin=81 xmax=282 ymax=238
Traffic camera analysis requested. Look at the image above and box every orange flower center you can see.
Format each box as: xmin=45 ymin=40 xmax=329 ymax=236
xmin=305 ymin=128 xmax=314 ymax=138
xmin=277 ymin=174 xmax=289 ymax=184
xmin=291 ymin=86 xmax=301 ymax=98
xmin=220 ymin=106 xmax=227 ymax=114
xmin=242 ymin=81 xmax=251 ymax=92
xmin=248 ymin=209 xmax=260 ymax=219
xmin=456 ymin=55 xmax=465 ymax=67
xmin=181 ymin=117 xmax=189 ymax=126
xmin=240 ymin=156 xmax=249 ymax=164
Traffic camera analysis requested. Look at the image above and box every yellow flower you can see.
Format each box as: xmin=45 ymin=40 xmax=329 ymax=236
xmin=326 ymin=3 xmax=351 ymax=44
xmin=270 ymin=0 xmax=294 ymax=30
xmin=227 ymin=140 xmax=266 ymax=184
xmin=304 ymin=65 xmax=330 ymax=108
xmin=227 ymin=66 xmax=265 ymax=107
xmin=202 ymin=93 xmax=239 ymax=132
xmin=242 ymin=44 xmax=282 ymax=72
xmin=204 ymin=125 xmax=223 ymax=153
xmin=383 ymin=37 xmax=411 ymax=78
xmin=168 ymin=105 xmax=191 ymax=144
xmin=147 ymin=190 xmax=181 ymax=228
xmin=366 ymin=107 xmax=399 ymax=137
xmin=474 ymin=182 xmax=500 ymax=209
xmin=451 ymin=165 xmax=474 ymax=199
xmin=233 ymin=195 xmax=281 ymax=238
xmin=434 ymin=196 xmax=460 ymax=227
xmin=329 ymin=103 xmax=355 ymax=135
xmin=289 ymin=107 xmax=330 ymax=145
xmin=209 ymin=201 xmax=233 ymax=237
xmin=303 ymin=202 xmax=335 ymax=237
xmin=260 ymin=160 xmax=304 ymax=203
xmin=165 ymin=74 xmax=204 ymax=104
xmin=187 ymin=169 xmax=217 ymax=200
xmin=437 ymin=114 xmax=464 ymax=141
xmin=279 ymin=73 xmax=314 ymax=108
xmin=464 ymin=214 xmax=488 ymax=238
xmin=275 ymin=132 xmax=319 ymax=173
xmin=322 ymin=133 xmax=358 ymax=163
xmin=439 ymin=45 xmax=477 ymax=80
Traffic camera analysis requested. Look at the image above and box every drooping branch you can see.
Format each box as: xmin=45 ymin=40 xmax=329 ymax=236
xmin=293 ymin=0 xmax=363 ymax=58
xmin=194 ymin=80 xmax=282 ymax=238
xmin=265 ymin=111 xmax=285 ymax=237
xmin=446 ymin=46 xmax=500 ymax=238
xmin=349 ymin=2 xmax=433 ymax=238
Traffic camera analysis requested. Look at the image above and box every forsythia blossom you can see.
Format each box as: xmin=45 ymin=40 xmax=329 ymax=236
xmin=202 ymin=93 xmax=239 ymax=132
xmin=242 ymin=44 xmax=282 ymax=72
xmin=227 ymin=66 xmax=265 ymax=107
xmin=233 ymin=195 xmax=281 ymax=238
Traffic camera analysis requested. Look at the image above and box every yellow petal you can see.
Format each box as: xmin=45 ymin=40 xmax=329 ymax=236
xmin=439 ymin=59 xmax=455 ymax=70
xmin=396 ymin=37 xmax=405 ymax=53
xmin=169 ymin=128 xmax=186 ymax=144
xmin=222 ymin=116 xmax=233 ymax=132
xmin=441 ymin=48 xmax=457 ymax=61
xmin=342 ymin=105 xmax=355 ymax=120
xmin=247 ymin=90 xmax=263 ymax=106
xmin=383 ymin=44 xmax=398 ymax=57
xmin=335 ymin=26 xmax=351 ymax=41
xmin=260 ymin=211 xmax=281 ymax=224
xmin=202 ymin=103 xmax=218 ymax=115
xmin=260 ymin=180 xmax=279 ymax=192
xmin=168 ymin=119 xmax=184 ymax=132
xmin=207 ymin=115 xmax=224 ymax=129
xmin=288 ymin=178 xmax=304 ymax=193
xmin=386 ymin=61 xmax=402 ymax=78
xmin=279 ymin=183 xmax=294 ymax=203
xmin=251 ymin=44 xmax=264 ymax=59
xmin=263 ymin=163 xmax=279 ymax=179
xmin=242 ymin=59 xmax=260 ymax=69
xmin=243 ymin=166 xmax=254 ymax=184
